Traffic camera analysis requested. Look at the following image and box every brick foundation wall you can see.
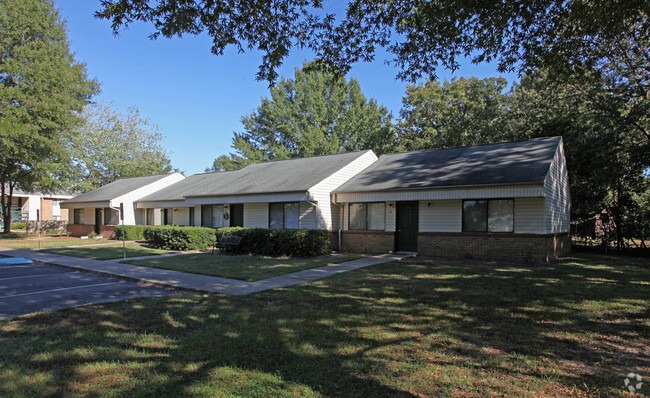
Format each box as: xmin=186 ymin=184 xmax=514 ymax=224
xmin=67 ymin=224 xmax=116 ymax=239
xmin=340 ymin=230 xmax=571 ymax=263
xmin=341 ymin=230 xmax=394 ymax=254
xmin=418 ymin=232 xmax=571 ymax=263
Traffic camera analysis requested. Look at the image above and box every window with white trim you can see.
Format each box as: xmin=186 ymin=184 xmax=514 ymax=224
xmin=349 ymin=202 xmax=385 ymax=230
xmin=269 ymin=202 xmax=300 ymax=229
xmin=462 ymin=199 xmax=514 ymax=232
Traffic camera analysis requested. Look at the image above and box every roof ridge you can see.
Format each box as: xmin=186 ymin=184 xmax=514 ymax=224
xmin=381 ymin=136 xmax=559 ymax=157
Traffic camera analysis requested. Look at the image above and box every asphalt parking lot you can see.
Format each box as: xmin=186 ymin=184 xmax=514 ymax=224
xmin=0 ymin=259 xmax=175 ymax=320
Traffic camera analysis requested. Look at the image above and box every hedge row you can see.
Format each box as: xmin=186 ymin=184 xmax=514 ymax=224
xmin=116 ymin=225 xmax=331 ymax=256
xmin=215 ymin=227 xmax=331 ymax=257
xmin=113 ymin=225 xmax=151 ymax=241
xmin=143 ymin=226 xmax=216 ymax=251
xmin=10 ymin=222 xmax=26 ymax=230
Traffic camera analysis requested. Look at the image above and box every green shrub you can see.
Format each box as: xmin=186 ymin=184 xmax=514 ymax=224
xmin=144 ymin=225 xmax=216 ymax=251
xmin=10 ymin=222 xmax=26 ymax=230
xmin=113 ymin=225 xmax=151 ymax=240
xmin=215 ymin=227 xmax=330 ymax=257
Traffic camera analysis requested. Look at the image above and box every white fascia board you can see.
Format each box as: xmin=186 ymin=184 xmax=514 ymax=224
xmin=60 ymin=200 xmax=110 ymax=209
xmin=333 ymin=184 xmax=545 ymax=203
xmin=111 ymin=173 xmax=186 ymax=206
xmin=137 ymin=200 xmax=192 ymax=209
xmin=185 ymin=192 xmax=313 ymax=205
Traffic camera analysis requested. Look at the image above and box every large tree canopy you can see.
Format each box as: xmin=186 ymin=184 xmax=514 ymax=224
xmin=208 ymin=66 xmax=395 ymax=171
xmin=58 ymin=102 xmax=174 ymax=192
xmin=96 ymin=0 xmax=648 ymax=83
xmin=0 ymin=0 xmax=97 ymax=232
xmin=398 ymin=77 xmax=509 ymax=150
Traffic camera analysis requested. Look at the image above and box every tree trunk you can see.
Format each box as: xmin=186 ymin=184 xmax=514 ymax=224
xmin=1 ymin=182 xmax=14 ymax=234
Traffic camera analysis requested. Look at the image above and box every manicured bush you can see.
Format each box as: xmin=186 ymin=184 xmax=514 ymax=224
xmin=144 ymin=226 xmax=216 ymax=251
xmin=113 ymin=225 xmax=151 ymax=241
xmin=10 ymin=222 xmax=26 ymax=230
xmin=215 ymin=227 xmax=330 ymax=257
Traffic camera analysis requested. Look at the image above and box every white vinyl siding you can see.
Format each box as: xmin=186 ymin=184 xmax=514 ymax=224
xmin=173 ymin=207 xmax=191 ymax=226
xmin=385 ymin=201 xmax=396 ymax=232
xmin=299 ymin=201 xmax=318 ymax=229
xmin=83 ymin=208 xmax=94 ymax=225
xmin=335 ymin=184 xmax=544 ymax=203
xmin=244 ymin=203 xmax=268 ymax=227
xmin=544 ymin=143 xmax=571 ymax=233
xmin=419 ymin=200 xmax=462 ymax=232
xmin=514 ymin=197 xmax=545 ymax=233
xmin=309 ymin=150 xmax=377 ymax=230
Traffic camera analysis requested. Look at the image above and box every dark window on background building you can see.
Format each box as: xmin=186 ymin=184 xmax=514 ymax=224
xmin=269 ymin=202 xmax=300 ymax=229
xmin=462 ymin=199 xmax=514 ymax=232
xmin=73 ymin=209 xmax=84 ymax=224
xmin=349 ymin=202 xmax=385 ymax=230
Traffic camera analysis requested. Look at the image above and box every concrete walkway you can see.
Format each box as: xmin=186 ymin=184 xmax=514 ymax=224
xmin=0 ymin=247 xmax=414 ymax=295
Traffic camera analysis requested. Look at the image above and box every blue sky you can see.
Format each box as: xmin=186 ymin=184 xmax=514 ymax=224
xmin=56 ymin=1 xmax=518 ymax=175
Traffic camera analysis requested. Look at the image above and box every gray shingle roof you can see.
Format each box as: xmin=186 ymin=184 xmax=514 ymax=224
xmin=139 ymin=150 xmax=372 ymax=201
xmin=334 ymin=137 xmax=561 ymax=193
xmin=63 ymin=174 xmax=175 ymax=203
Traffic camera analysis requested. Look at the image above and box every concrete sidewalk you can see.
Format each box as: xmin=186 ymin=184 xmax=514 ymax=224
xmin=0 ymin=247 xmax=414 ymax=295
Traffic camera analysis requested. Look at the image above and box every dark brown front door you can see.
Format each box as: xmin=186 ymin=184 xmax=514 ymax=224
xmin=94 ymin=208 xmax=102 ymax=234
xmin=396 ymin=201 xmax=418 ymax=252
xmin=230 ymin=204 xmax=244 ymax=227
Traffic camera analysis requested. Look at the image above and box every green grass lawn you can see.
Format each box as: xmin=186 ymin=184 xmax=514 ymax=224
xmin=0 ymin=253 xmax=648 ymax=397
xmin=0 ymin=235 xmax=126 ymax=250
xmin=43 ymin=243 xmax=174 ymax=260
xmin=126 ymin=254 xmax=361 ymax=281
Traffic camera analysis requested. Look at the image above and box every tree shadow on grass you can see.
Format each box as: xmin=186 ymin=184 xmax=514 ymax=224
xmin=0 ymin=254 xmax=648 ymax=396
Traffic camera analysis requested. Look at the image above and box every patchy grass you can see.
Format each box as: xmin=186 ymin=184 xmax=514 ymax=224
xmin=43 ymin=243 xmax=174 ymax=260
xmin=0 ymin=253 xmax=648 ymax=397
xmin=0 ymin=236 xmax=126 ymax=250
xmin=126 ymin=254 xmax=361 ymax=281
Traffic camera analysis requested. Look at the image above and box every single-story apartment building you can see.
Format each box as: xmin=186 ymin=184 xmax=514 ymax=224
xmin=61 ymin=173 xmax=185 ymax=237
xmin=135 ymin=150 xmax=378 ymax=232
xmin=332 ymin=136 xmax=570 ymax=263
xmin=61 ymin=137 xmax=570 ymax=262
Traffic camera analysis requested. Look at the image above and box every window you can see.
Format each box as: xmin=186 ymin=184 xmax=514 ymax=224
xmin=146 ymin=208 xmax=154 ymax=225
xmin=73 ymin=209 xmax=84 ymax=224
xmin=104 ymin=208 xmax=119 ymax=225
xmin=269 ymin=202 xmax=300 ymax=229
xmin=212 ymin=205 xmax=224 ymax=228
xmin=349 ymin=202 xmax=385 ymax=230
xmin=462 ymin=199 xmax=513 ymax=232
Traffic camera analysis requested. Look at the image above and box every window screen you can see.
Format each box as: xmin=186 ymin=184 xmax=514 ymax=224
xmin=212 ymin=205 xmax=224 ymax=228
xmin=74 ymin=209 xmax=84 ymax=224
xmin=488 ymin=200 xmax=514 ymax=232
xmin=284 ymin=203 xmax=300 ymax=229
xmin=367 ymin=202 xmax=385 ymax=230
xmin=463 ymin=199 xmax=514 ymax=232
xmin=349 ymin=203 xmax=366 ymax=230
xmin=269 ymin=203 xmax=284 ymax=229
xmin=104 ymin=208 xmax=119 ymax=225
xmin=462 ymin=200 xmax=487 ymax=232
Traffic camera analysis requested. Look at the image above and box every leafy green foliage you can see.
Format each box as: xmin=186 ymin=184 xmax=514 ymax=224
xmin=398 ymin=77 xmax=509 ymax=150
xmin=143 ymin=226 xmax=216 ymax=251
xmin=215 ymin=227 xmax=331 ymax=257
xmin=10 ymin=222 xmax=26 ymax=230
xmin=0 ymin=0 xmax=97 ymax=232
xmin=96 ymin=0 xmax=647 ymax=84
xmin=113 ymin=225 xmax=150 ymax=241
xmin=59 ymin=102 xmax=173 ymax=191
xmin=209 ymin=66 xmax=395 ymax=171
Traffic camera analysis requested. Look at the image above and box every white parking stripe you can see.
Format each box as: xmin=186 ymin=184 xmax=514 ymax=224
xmin=0 ymin=272 xmax=80 ymax=281
xmin=0 ymin=281 xmax=126 ymax=299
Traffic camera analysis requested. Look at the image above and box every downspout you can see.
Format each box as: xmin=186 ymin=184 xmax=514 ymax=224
xmin=332 ymin=194 xmax=343 ymax=251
